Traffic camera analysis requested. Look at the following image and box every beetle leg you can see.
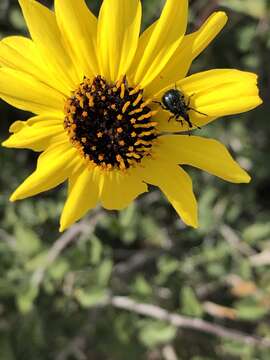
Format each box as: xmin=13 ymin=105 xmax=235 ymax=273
xmin=152 ymin=100 xmax=167 ymax=110
xmin=168 ymin=115 xmax=175 ymax=122
xmin=184 ymin=112 xmax=202 ymax=130
xmin=174 ymin=115 xmax=184 ymax=127
xmin=187 ymin=93 xmax=196 ymax=107
xmin=182 ymin=113 xmax=193 ymax=128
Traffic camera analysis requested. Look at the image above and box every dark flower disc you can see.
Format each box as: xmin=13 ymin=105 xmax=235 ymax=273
xmin=64 ymin=75 xmax=158 ymax=170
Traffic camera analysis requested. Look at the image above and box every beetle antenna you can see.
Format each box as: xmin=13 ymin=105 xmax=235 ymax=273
xmin=189 ymin=107 xmax=208 ymax=117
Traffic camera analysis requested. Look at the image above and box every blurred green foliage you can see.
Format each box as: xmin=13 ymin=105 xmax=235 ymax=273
xmin=0 ymin=0 xmax=270 ymax=359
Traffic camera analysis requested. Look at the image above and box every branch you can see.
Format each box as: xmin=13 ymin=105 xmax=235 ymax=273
xmin=250 ymin=250 xmax=270 ymax=267
xmin=220 ymin=224 xmax=256 ymax=257
xmin=110 ymin=296 xmax=270 ymax=348
xmin=162 ymin=345 xmax=178 ymax=360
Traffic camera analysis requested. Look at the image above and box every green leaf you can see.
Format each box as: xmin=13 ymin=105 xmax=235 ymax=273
xmin=237 ymin=25 xmax=257 ymax=52
xmin=198 ymin=188 xmax=218 ymax=233
xmin=220 ymin=0 xmax=266 ymax=18
xmin=89 ymin=235 xmax=103 ymax=265
xmin=156 ymin=256 xmax=180 ymax=284
xmin=119 ymin=204 xmax=138 ymax=244
xmin=138 ymin=320 xmax=177 ymax=348
xmin=235 ymin=299 xmax=268 ymax=320
xmin=181 ymin=286 xmax=203 ymax=317
xmin=48 ymin=259 xmax=69 ymax=281
xmin=96 ymin=259 xmax=113 ymax=287
xmin=243 ymin=222 xmax=270 ymax=244
xmin=141 ymin=217 xmax=163 ymax=246
xmin=132 ymin=275 xmax=152 ymax=298
xmin=25 ymin=251 xmax=49 ymax=272
xmin=222 ymin=339 xmax=254 ymax=358
xmin=119 ymin=203 xmax=137 ymax=228
xmin=15 ymin=225 xmax=42 ymax=257
xmin=16 ymin=285 xmax=38 ymax=314
xmin=75 ymin=288 xmax=108 ymax=308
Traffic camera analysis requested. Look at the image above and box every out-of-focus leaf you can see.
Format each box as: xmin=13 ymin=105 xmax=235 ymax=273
xmin=138 ymin=320 xmax=177 ymax=348
xmin=96 ymin=259 xmax=113 ymax=286
xmin=132 ymin=275 xmax=153 ymax=298
xmin=119 ymin=203 xmax=138 ymax=244
xmin=48 ymin=259 xmax=69 ymax=281
xmin=9 ymin=7 xmax=26 ymax=30
xmin=16 ymin=285 xmax=38 ymax=314
xmin=222 ymin=339 xmax=254 ymax=358
xmin=237 ymin=25 xmax=257 ymax=52
xmin=74 ymin=288 xmax=107 ymax=308
xmin=235 ymin=298 xmax=268 ymax=320
xmin=207 ymin=263 xmax=225 ymax=277
xmin=243 ymin=223 xmax=270 ymax=244
xmin=198 ymin=188 xmax=218 ymax=233
xmin=156 ymin=256 xmax=180 ymax=284
xmin=220 ymin=0 xmax=266 ymax=18
xmin=238 ymin=259 xmax=253 ymax=280
xmin=89 ymin=235 xmax=103 ymax=265
xmin=25 ymin=251 xmax=48 ymax=272
xmin=141 ymin=216 xmax=163 ymax=246
xmin=14 ymin=225 xmax=41 ymax=257
xmin=181 ymin=286 xmax=203 ymax=317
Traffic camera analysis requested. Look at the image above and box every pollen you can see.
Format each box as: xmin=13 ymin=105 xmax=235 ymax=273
xmin=64 ymin=75 xmax=157 ymax=170
xmin=122 ymin=101 xmax=131 ymax=114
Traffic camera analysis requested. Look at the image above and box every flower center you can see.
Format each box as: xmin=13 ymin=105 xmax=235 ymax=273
xmin=64 ymin=75 xmax=158 ymax=171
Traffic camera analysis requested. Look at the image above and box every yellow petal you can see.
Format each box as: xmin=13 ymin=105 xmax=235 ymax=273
xmin=0 ymin=68 xmax=65 ymax=114
xmin=10 ymin=141 xmax=78 ymax=201
xmin=55 ymin=0 xmax=99 ymax=79
xmin=156 ymin=69 xmax=262 ymax=131
xmin=180 ymin=70 xmax=262 ymax=122
xmin=189 ymin=12 xmax=228 ymax=60
xmin=60 ymin=167 xmax=99 ymax=232
xmin=128 ymin=21 xmax=156 ymax=79
xmin=19 ymin=0 xmax=78 ymax=91
xmin=2 ymin=115 xmax=64 ymax=151
xmin=141 ymin=160 xmax=198 ymax=227
xmin=179 ymin=68 xmax=257 ymax=93
xmin=132 ymin=0 xmax=188 ymax=88
xmin=97 ymin=0 xmax=142 ymax=82
xmin=0 ymin=36 xmax=71 ymax=96
xmin=147 ymin=12 xmax=228 ymax=95
xmin=159 ymin=135 xmax=251 ymax=183
xmin=97 ymin=168 xmax=148 ymax=210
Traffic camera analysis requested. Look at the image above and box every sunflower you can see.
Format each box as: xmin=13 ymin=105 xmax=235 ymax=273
xmin=1 ymin=0 xmax=262 ymax=232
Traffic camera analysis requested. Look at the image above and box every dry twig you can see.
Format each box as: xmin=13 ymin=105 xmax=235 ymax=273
xmin=250 ymin=250 xmax=270 ymax=267
xmin=109 ymin=296 xmax=270 ymax=348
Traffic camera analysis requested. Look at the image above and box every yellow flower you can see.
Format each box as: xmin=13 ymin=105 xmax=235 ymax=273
xmin=1 ymin=0 xmax=262 ymax=232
